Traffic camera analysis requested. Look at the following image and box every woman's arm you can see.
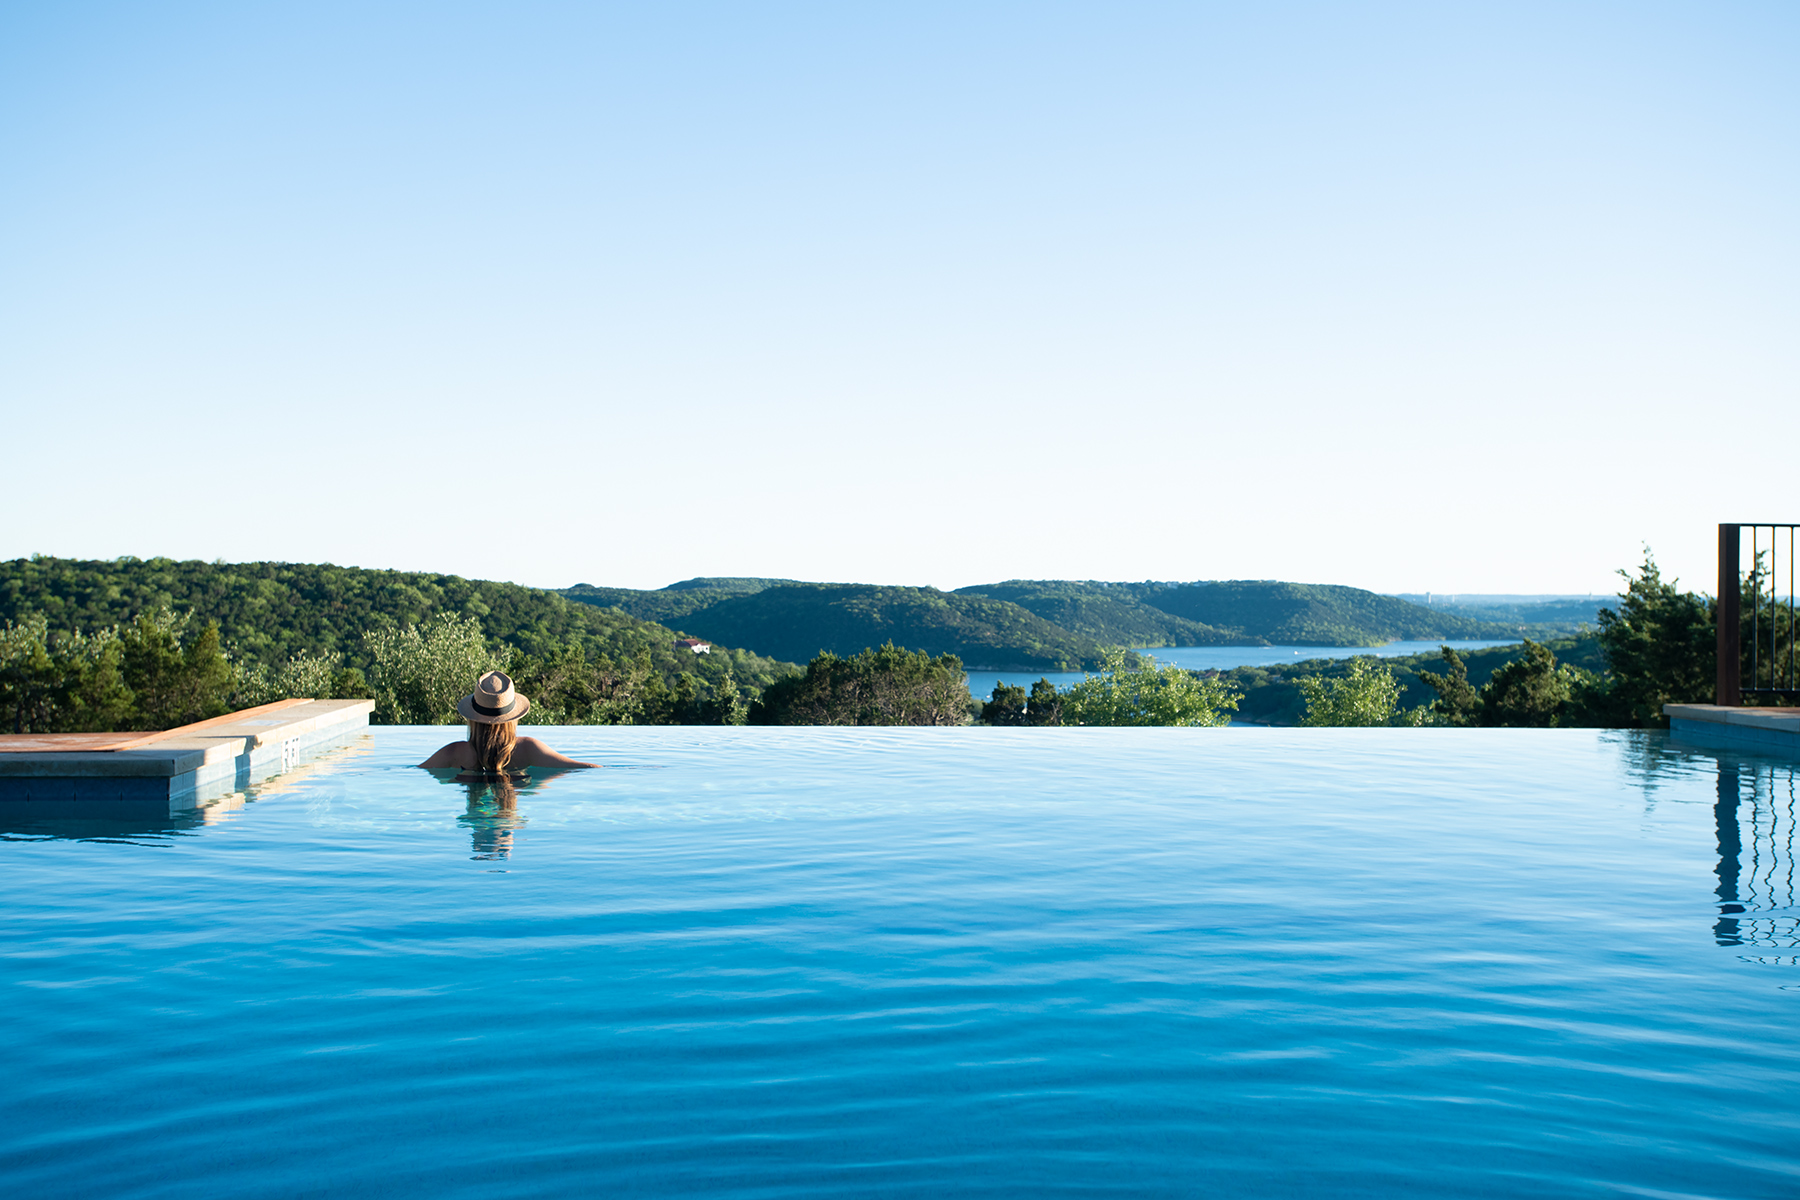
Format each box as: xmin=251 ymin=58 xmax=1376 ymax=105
xmin=418 ymin=742 xmax=475 ymax=769
xmin=511 ymin=736 xmax=602 ymax=768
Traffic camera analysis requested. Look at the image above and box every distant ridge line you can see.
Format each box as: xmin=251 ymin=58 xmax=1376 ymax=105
xmin=558 ymin=576 xmax=1568 ymax=671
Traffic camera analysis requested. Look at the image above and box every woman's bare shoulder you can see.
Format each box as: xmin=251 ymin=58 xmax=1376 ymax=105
xmin=418 ymin=741 xmax=476 ymax=768
xmin=512 ymin=736 xmax=602 ymax=768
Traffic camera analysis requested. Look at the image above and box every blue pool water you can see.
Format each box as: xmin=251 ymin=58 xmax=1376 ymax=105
xmin=3 ymin=727 xmax=1797 ymax=1198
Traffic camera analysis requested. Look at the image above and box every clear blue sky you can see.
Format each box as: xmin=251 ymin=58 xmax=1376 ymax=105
xmin=3 ymin=1 xmax=1794 ymax=596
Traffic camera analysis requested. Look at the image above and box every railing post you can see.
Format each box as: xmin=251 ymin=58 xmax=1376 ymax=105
xmin=1719 ymin=523 xmax=1741 ymax=707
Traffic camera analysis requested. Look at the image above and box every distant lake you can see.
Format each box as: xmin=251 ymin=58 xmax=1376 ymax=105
xmin=965 ymin=639 xmax=1518 ymax=701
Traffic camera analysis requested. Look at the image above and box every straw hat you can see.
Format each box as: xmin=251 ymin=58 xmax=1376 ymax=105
xmin=458 ymin=670 xmax=531 ymax=724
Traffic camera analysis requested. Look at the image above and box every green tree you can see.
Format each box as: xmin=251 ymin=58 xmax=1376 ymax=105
xmin=670 ymin=672 xmax=702 ymax=723
xmin=1027 ymin=678 xmax=1064 ymax=726
xmin=982 ymin=682 xmax=1028 ymax=725
xmin=632 ymin=661 xmax=747 ymax=725
xmin=1590 ymin=551 xmax=1713 ymax=727
xmin=1477 ymin=639 xmax=1584 ymax=727
xmin=119 ymin=610 xmax=236 ymax=729
xmin=592 ymin=652 xmax=656 ymax=724
xmin=511 ymin=645 xmax=649 ymax=725
xmin=636 ymin=670 xmax=675 ymax=725
xmin=1060 ymin=650 xmax=1240 ymax=727
xmin=709 ymin=668 xmax=748 ymax=725
xmin=236 ymin=649 xmax=348 ymax=708
xmin=0 ymin=555 xmax=796 ymax=708
xmin=329 ymin=667 xmax=371 ymax=699
xmin=1298 ymin=656 xmax=1424 ymax=726
xmin=66 ymin=631 xmax=134 ymax=731
xmin=981 ymin=679 xmax=1067 ymax=726
xmin=1417 ymin=646 xmax=1483 ymax=726
xmin=273 ymin=651 xmax=342 ymax=702
xmin=365 ymin=613 xmax=508 ymax=725
xmin=0 ymin=615 xmax=63 ymax=733
xmin=0 ymin=617 xmax=135 ymax=734
xmin=750 ymin=643 xmax=972 ymax=726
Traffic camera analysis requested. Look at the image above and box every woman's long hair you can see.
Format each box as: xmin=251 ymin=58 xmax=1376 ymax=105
xmin=468 ymin=719 xmax=517 ymax=773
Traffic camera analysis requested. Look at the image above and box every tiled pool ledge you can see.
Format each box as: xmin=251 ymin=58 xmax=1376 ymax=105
xmin=0 ymin=699 xmax=374 ymax=816
xmin=1664 ymin=703 xmax=1800 ymax=756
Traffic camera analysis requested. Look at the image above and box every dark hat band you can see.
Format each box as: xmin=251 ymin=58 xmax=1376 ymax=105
xmin=471 ymin=698 xmax=519 ymax=718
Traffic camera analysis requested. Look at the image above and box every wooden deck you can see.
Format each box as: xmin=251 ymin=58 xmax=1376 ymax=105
xmin=0 ymin=698 xmax=314 ymax=753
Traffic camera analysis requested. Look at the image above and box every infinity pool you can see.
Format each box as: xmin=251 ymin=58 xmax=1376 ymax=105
xmin=3 ymin=728 xmax=1796 ymax=1197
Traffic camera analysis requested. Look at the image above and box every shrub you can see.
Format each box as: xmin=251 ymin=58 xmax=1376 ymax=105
xmin=0 ymin=615 xmax=133 ymax=733
xmin=982 ymin=678 xmax=1065 ymax=726
xmin=1298 ymin=657 xmax=1424 ymax=727
xmin=750 ymin=643 xmax=970 ymax=726
xmin=118 ymin=610 xmax=235 ymax=729
xmin=1060 ymin=650 xmax=1240 ymax=727
xmin=366 ymin=614 xmax=509 ymax=725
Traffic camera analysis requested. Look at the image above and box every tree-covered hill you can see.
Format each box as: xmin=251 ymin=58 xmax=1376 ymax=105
xmin=0 ymin=557 xmax=796 ymax=691
xmin=1388 ymin=595 xmax=1604 ymax=638
xmin=568 ymin=582 xmax=1112 ymax=671
xmin=664 ymin=577 xmax=800 ymax=593
xmin=952 ymin=580 xmax=1246 ymax=646
xmin=560 ymin=577 xmax=796 ymax=627
xmin=561 ymin=575 xmax=1519 ymax=666
xmin=1117 ymin=580 xmax=1517 ymax=645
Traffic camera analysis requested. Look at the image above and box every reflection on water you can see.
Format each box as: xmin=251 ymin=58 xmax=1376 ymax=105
xmin=0 ymin=810 xmax=210 ymax=845
xmin=1618 ymin=731 xmax=1800 ymax=959
xmin=8 ymin=729 xmax=1800 ymax=1198
xmin=431 ymin=766 xmax=586 ymax=861
xmin=1713 ymin=759 xmax=1800 ymax=957
xmin=455 ymin=773 xmax=528 ymax=861
xmin=0 ymin=737 xmax=375 ymax=845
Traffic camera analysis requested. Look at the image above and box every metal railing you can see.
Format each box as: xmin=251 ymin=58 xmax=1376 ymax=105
xmin=1718 ymin=523 xmax=1800 ymax=706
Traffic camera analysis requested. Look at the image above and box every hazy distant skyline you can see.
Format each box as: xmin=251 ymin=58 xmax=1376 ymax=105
xmin=4 ymin=2 xmax=1794 ymax=598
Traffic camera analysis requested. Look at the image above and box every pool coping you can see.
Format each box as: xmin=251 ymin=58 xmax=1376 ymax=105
xmin=0 ymin=699 xmax=374 ymax=814
xmin=1664 ymin=703 xmax=1800 ymax=756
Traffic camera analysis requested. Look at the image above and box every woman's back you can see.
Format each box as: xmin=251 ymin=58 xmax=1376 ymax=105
xmin=417 ymin=671 xmax=601 ymax=770
xmin=420 ymin=736 xmax=599 ymax=770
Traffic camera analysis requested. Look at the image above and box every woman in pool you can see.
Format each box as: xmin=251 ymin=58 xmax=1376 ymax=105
xmin=418 ymin=671 xmax=602 ymax=772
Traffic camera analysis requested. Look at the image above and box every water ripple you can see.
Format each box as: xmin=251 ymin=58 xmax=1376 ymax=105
xmin=2 ymin=728 xmax=1798 ymax=1197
